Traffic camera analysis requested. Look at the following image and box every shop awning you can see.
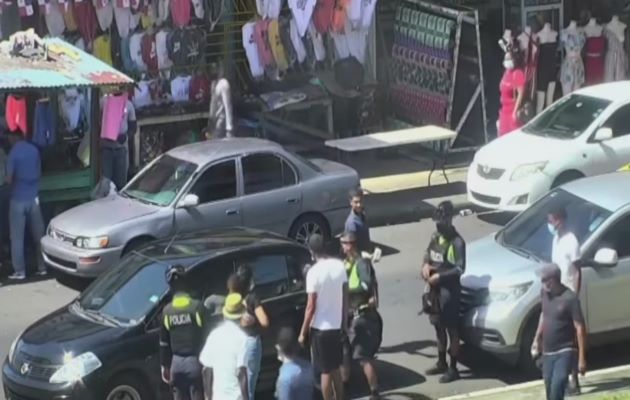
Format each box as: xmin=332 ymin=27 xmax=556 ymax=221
xmin=0 ymin=33 xmax=134 ymax=90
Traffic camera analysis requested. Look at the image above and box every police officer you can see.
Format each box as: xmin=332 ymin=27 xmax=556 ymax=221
xmin=421 ymin=201 xmax=466 ymax=383
xmin=160 ymin=264 xmax=204 ymax=400
xmin=340 ymin=231 xmax=382 ymax=400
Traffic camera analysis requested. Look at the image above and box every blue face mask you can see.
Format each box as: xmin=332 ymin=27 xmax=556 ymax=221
xmin=547 ymin=223 xmax=556 ymax=235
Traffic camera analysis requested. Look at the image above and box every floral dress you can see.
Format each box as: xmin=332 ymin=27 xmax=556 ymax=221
xmin=604 ymin=27 xmax=628 ymax=82
xmin=560 ymin=29 xmax=586 ymax=94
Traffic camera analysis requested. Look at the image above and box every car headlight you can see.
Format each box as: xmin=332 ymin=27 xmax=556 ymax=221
xmin=8 ymin=335 xmax=20 ymax=364
xmin=49 ymin=352 xmax=102 ymax=384
xmin=73 ymin=236 xmax=109 ymax=249
xmin=486 ymin=282 xmax=533 ymax=304
xmin=510 ymin=162 xmax=548 ymax=181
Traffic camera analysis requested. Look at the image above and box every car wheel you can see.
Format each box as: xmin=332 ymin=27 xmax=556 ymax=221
xmin=104 ymin=374 xmax=151 ymax=400
xmin=551 ymin=171 xmax=584 ymax=189
xmin=289 ymin=214 xmax=330 ymax=245
xmin=122 ymin=237 xmax=153 ymax=256
xmin=518 ymin=314 xmax=542 ymax=378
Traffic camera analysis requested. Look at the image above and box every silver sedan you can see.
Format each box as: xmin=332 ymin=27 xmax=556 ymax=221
xmin=41 ymin=138 xmax=360 ymax=278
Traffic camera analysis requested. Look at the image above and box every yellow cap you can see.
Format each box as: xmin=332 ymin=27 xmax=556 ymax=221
xmin=223 ymin=293 xmax=245 ymax=320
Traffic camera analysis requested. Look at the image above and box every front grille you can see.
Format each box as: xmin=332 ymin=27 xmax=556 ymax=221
xmin=44 ymin=253 xmax=77 ymax=270
xmin=6 ymin=388 xmax=37 ymax=400
xmin=477 ymin=164 xmax=505 ymax=180
xmin=460 ymin=286 xmax=489 ymax=315
xmin=470 ymin=191 xmax=501 ymax=205
xmin=12 ymin=351 xmax=59 ymax=381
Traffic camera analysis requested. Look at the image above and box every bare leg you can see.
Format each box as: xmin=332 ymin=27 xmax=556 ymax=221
xmin=536 ymin=91 xmax=545 ymax=114
xmin=361 ymin=360 xmax=379 ymax=395
xmin=546 ymin=82 xmax=556 ymax=108
xmin=330 ymin=369 xmax=344 ymax=400
xmin=321 ymin=372 xmax=333 ymax=400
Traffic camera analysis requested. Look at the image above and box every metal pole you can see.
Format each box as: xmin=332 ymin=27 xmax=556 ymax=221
xmin=474 ymin=10 xmax=489 ymax=145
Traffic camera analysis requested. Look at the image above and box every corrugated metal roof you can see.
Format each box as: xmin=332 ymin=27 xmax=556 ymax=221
xmin=0 ymin=37 xmax=134 ymax=90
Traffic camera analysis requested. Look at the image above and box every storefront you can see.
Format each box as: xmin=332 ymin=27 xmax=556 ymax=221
xmin=0 ymin=30 xmax=133 ymax=210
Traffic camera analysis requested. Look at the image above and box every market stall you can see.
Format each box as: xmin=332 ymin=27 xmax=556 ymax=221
xmin=0 ymin=30 xmax=134 ymax=206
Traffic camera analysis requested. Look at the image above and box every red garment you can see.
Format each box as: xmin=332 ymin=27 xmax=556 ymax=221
xmin=584 ymin=36 xmax=606 ymax=86
xmin=141 ymin=32 xmax=158 ymax=72
xmin=254 ymin=19 xmax=274 ymax=69
xmin=73 ymin=0 xmax=98 ymax=47
xmin=313 ymin=0 xmax=334 ymax=33
xmin=189 ymin=74 xmax=210 ymax=102
xmin=170 ymin=0 xmax=191 ymax=28
xmin=6 ymin=95 xmax=27 ymax=135
xmin=332 ymin=0 xmax=348 ymax=33
xmin=498 ymin=68 xmax=525 ymax=136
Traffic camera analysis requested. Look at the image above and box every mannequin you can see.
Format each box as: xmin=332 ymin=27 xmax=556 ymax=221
xmin=498 ymin=50 xmax=526 ymax=136
xmin=498 ymin=29 xmax=514 ymax=53
xmin=604 ymin=15 xmax=628 ymax=81
xmin=560 ymin=20 xmax=586 ymax=95
xmin=584 ymin=17 xmax=605 ymax=85
xmin=536 ymin=23 xmax=558 ymax=113
xmin=207 ymin=62 xmax=234 ymax=139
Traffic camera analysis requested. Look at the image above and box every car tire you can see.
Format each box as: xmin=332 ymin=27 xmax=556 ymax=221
xmin=551 ymin=171 xmax=584 ymax=189
xmin=104 ymin=374 xmax=152 ymax=400
xmin=518 ymin=314 xmax=542 ymax=378
xmin=288 ymin=214 xmax=331 ymax=245
xmin=122 ymin=237 xmax=154 ymax=256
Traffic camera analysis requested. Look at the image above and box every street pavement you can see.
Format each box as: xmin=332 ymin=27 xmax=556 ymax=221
xmin=2 ymin=193 xmax=630 ymax=399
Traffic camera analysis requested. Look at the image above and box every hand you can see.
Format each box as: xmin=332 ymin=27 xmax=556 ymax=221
xmin=298 ymin=332 xmax=307 ymax=347
xmin=421 ymin=264 xmax=434 ymax=281
xmin=161 ymin=366 xmax=170 ymax=384
xmin=241 ymin=314 xmax=255 ymax=327
xmin=428 ymin=273 xmax=440 ymax=286
xmin=578 ymin=357 xmax=587 ymax=376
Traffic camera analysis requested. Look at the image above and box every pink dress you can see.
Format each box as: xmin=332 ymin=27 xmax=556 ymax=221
xmin=100 ymin=94 xmax=127 ymax=140
xmin=498 ymin=68 xmax=526 ymax=137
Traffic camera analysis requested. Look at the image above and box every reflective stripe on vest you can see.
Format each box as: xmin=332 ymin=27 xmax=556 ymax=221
xmin=438 ymin=235 xmax=456 ymax=264
xmin=345 ymin=259 xmax=361 ymax=291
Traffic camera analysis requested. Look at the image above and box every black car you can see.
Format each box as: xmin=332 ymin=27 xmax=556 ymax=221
xmin=3 ymin=228 xmax=310 ymax=400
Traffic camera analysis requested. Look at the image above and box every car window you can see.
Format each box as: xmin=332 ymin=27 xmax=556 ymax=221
xmin=190 ymin=159 xmax=237 ymax=204
xmin=497 ymin=189 xmax=611 ymax=262
xmin=237 ymin=254 xmax=294 ymax=299
xmin=242 ymin=153 xmax=297 ymax=195
xmin=603 ymin=104 xmax=630 ymax=138
xmin=188 ymin=257 xmax=236 ymax=298
xmin=592 ymin=215 xmax=630 ymax=259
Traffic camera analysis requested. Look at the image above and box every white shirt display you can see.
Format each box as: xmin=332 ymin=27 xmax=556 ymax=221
xmin=156 ymin=0 xmax=169 ymax=25
xmin=133 ymin=80 xmax=153 ymax=108
xmin=242 ymin=21 xmax=264 ymax=78
xmin=45 ymin=0 xmax=66 ymax=37
xmin=256 ymin=0 xmax=282 ymax=18
xmin=551 ymin=231 xmax=580 ymax=292
xmin=170 ymin=75 xmax=192 ymax=102
xmin=59 ymin=88 xmax=85 ymax=131
xmin=306 ymin=257 xmax=347 ymax=331
xmin=129 ymin=31 xmax=147 ymax=71
xmin=155 ymin=29 xmax=173 ymax=69
xmin=191 ymin=0 xmax=204 ymax=19
xmin=199 ymin=321 xmax=248 ymax=400
xmin=93 ymin=0 xmax=113 ymax=31
xmin=114 ymin=4 xmax=133 ymax=37
xmin=360 ymin=0 xmax=377 ymax=29
xmin=288 ymin=0 xmax=315 ymax=37
xmin=308 ymin=21 xmax=326 ymax=62
xmin=289 ymin=17 xmax=306 ymax=63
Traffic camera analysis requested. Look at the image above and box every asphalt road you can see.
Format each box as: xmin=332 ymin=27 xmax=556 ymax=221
xmin=2 ymin=212 xmax=630 ymax=400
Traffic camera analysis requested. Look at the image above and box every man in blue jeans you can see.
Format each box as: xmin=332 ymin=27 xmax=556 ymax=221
xmin=6 ymin=132 xmax=46 ymax=280
xmin=532 ymin=264 xmax=587 ymax=400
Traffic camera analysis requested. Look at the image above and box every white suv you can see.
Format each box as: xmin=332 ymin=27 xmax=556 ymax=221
xmin=461 ymin=172 xmax=630 ymax=372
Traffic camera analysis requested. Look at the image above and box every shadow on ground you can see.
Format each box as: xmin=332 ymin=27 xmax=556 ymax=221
xmin=380 ymin=340 xmax=438 ymax=359
xmin=347 ymin=358 xmax=427 ymax=399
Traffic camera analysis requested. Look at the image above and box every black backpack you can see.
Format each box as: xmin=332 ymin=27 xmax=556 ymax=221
xmin=334 ymin=56 xmax=364 ymax=90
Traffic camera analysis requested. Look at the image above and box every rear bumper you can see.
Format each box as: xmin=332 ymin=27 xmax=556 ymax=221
xmin=41 ymin=235 xmax=124 ymax=278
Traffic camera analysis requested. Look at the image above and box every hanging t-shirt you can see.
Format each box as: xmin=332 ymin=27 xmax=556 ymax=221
xmin=254 ymin=19 xmax=275 ymax=69
xmin=279 ymin=17 xmax=297 ymax=67
xmin=141 ymin=32 xmax=158 ymax=72
xmin=256 ymin=0 xmax=281 ymax=18
xmin=288 ymin=0 xmax=315 ymax=37
xmin=140 ymin=0 xmax=157 ymax=28
xmin=101 ymin=93 xmax=128 ymax=141
xmin=346 ymin=25 xmax=368 ymax=63
xmin=63 ymin=5 xmax=78 ymax=31
xmin=308 ymin=21 xmax=326 ymax=61
xmin=73 ymin=0 xmax=99 ymax=47
xmin=242 ymin=21 xmax=264 ymax=78
xmin=93 ymin=0 xmax=113 ymax=30
xmin=120 ymin=35 xmax=137 ymax=71
xmin=129 ymin=31 xmax=147 ymax=71
xmin=113 ymin=4 xmax=134 ymax=37
xmin=191 ymin=0 xmax=203 ymax=19
xmin=170 ymin=0 xmax=190 ymax=28
xmin=170 ymin=75 xmax=192 ymax=102
xmin=189 ymin=74 xmax=210 ymax=102
xmin=155 ymin=28 xmax=173 ymax=69
xmin=60 ymin=89 xmax=84 ymax=131
xmin=268 ymin=19 xmax=288 ymax=72
xmin=184 ymin=27 xmax=204 ymax=65
xmin=156 ymin=0 xmax=168 ymax=25
xmin=289 ymin=17 xmax=306 ymax=63
xmin=93 ymin=34 xmax=113 ymax=65
xmin=33 ymin=100 xmax=56 ymax=148
xmin=45 ymin=0 xmax=66 ymax=37
xmin=6 ymin=95 xmax=27 ymax=135
xmin=18 ymin=0 xmax=35 ymax=17
xmin=331 ymin=0 xmax=349 ymax=33
xmin=313 ymin=0 xmax=334 ymax=33
xmin=360 ymin=0 xmax=376 ymax=29
xmin=347 ymin=0 xmax=361 ymax=29
xmin=167 ymin=28 xmax=187 ymax=66
xmin=133 ymin=80 xmax=153 ymax=108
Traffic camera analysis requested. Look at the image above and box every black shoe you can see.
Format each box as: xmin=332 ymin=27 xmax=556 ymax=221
xmin=439 ymin=368 xmax=460 ymax=383
xmin=425 ymin=362 xmax=448 ymax=376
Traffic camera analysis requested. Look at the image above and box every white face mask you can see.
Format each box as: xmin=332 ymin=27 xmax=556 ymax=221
xmin=503 ymin=60 xmax=515 ymax=70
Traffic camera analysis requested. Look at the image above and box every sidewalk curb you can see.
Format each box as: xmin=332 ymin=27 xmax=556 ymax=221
xmin=438 ymin=365 xmax=630 ymax=400
xmin=360 ymin=167 xmax=468 ymax=195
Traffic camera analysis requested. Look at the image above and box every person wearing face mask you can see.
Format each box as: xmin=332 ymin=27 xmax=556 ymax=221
xmin=547 ymin=206 xmax=582 ymax=395
xmin=275 ymin=327 xmax=314 ymax=400
xmin=421 ymin=201 xmax=466 ymax=383
xmin=498 ymin=50 xmax=526 ymax=137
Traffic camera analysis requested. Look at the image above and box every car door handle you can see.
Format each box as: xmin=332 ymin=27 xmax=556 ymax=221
xmin=287 ymin=198 xmax=299 ymax=204
xmin=226 ymin=209 xmax=239 ymax=216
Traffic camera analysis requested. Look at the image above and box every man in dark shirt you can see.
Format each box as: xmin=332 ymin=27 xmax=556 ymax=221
xmin=533 ymin=263 xmax=587 ymax=400
xmin=344 ymin=188 xmax=372 ymax=253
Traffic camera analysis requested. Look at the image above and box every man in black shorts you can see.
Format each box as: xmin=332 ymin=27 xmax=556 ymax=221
xmin=340 ymin=232 xmax=382 ymax=400
xmin=299 ymin=234 xmax=348 ymax=400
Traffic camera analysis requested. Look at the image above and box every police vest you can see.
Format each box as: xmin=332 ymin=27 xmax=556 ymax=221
xmin=163 ymin=293 xmax=203 ymax=357
xmin=427 ymin=234 xmax=456 ymax=271
xmin=345 ymin=258 xmax=372 ymax=310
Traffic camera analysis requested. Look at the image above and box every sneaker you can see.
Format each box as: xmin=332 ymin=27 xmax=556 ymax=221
xmin=36 ymin=270 xmax=48 ymax=277
xmin=8 ymin=273 xmax=26 ymax=281
xmin=425 ymin=361 xmax=448 ymax=376
xmin=439 ymin=368 xmax=460 ymax=383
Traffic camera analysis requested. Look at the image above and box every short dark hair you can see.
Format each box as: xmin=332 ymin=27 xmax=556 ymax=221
xmin=277 ymin=327 xmax=299 ymax=356
xmin=236 ymin=264 xmax=253 ymax=292
xmin=349 ymin=187 xmax=364 ymax=200
xmin=308 ymin=234 xmax=326 ymax=256
xmin=227 ymin=273 xmax=241 ymax=293
xmin=548 ymin=206 xmax=567 ymax=221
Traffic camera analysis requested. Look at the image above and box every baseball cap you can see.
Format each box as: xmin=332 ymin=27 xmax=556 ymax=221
xmin=222 ymin=293 xmax=245 ymax=320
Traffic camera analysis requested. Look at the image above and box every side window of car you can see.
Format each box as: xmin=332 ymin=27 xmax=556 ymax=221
xmin=604 ymin=104 xmax=630 ymax=138
xmin=242 ymin=153 xmax=297 ymax=195
xmin=190 ymin=159 xmax=237 ymax=204
xmin=595 ymin=215 xmax=630 ymax=259
xmin=238 ymin=254 xmax=292 ymax=299
xmin=287 ymin=252 xmax=310 ymax=292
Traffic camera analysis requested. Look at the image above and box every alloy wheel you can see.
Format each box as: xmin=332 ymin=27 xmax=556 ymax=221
xmin=295 ymin=221 xmax=323 ymax=244
xmin=106 ymin=385 xmax=142 ymax=400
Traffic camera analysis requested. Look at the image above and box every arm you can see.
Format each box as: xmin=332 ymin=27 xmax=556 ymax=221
xmin=511 ymin=70 xmax=526 ymax=120
xmin=159 ymin=315 xmax=172 ymax=383
xmin=202 ymin=367 xmax=213 ymax=400
xmin=533 ymin=311 xmax=543 ymax=352
xmin=254 ymin=305 xmax=270 ymax=329
xmin=570 ymin=234 xmax=582 ymax=293
xmin=238 ymin=366 xmax=249 ymax=400
xmin=436 ymin=237 xmax=466 ymax=284
xmin=299 ymin=293 xmax=316 ymax=344
xmin=572 ymin=298 xmax=587 ymax=375
xmin=220 ymin=80 xmax=233 ymax=131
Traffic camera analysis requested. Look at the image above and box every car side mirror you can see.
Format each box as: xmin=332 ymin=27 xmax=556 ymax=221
xmin=594 ymin=127 xmax=613 ymax=142
xmin=177 ymin=194 xmax=199 ymax=209
xmin=593 ymin=248 xmax=618 ymax=267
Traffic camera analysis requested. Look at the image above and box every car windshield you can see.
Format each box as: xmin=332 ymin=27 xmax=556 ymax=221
xmin=496 ymin=189 xmax=611 ymax=262
xmin=77 ymin=253 xmax=196 ymax=325
xmin=122 ymin=155 xmax=197 ymax=206
xmin=522 ymin=94 xmax=610 ymax=139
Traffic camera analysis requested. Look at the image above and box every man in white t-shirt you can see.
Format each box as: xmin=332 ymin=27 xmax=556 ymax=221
xmin=547 ymin=206 xmax=583 ymax=395
xmin=299 ymin=234 xmax=348 ymax=400
xmin=200 ymin=293 xmax=249 ymax=400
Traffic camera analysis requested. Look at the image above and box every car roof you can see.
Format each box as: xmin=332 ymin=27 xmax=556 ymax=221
xmin=138 ymin=227 xmax=305 ymax=266
xmin=562 ymin=172 xmax=630 ymax=212
xmin=575 ymin=81 xmax=630 ymax=103
xmin=166 ymin=138 xmax=284 ymax=165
